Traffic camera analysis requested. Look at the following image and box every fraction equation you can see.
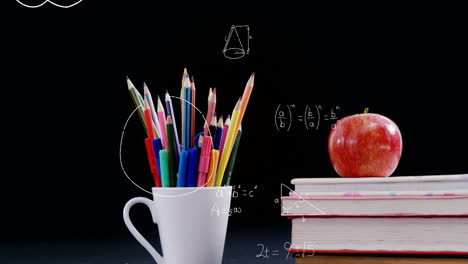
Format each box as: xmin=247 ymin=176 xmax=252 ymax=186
xmin=275 ymin=104 xmax=340 ymax=132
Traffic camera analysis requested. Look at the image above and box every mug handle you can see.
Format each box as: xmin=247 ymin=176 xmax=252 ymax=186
xmin=123 ymin=197 xmax=164 ymax=264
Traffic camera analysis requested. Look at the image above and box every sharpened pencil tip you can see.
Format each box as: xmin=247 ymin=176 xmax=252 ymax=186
xmin=126 ymin=75 xmax=129 ymax=80
xmin=167 ymin=115 xmax=173 ymax=124
xmin=184 ymin=68 xmax=187 ymax=74
xmin=213 ymin=88 xmax=217 ymax=94
xmin=190 ymin=75 xmax=194 ymax=83
xmin=126 ymin=77 xmax=135 ymax=89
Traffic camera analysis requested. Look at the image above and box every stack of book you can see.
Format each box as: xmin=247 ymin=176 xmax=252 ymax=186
xmin=281 ymin=174 xmax=468 ymax=262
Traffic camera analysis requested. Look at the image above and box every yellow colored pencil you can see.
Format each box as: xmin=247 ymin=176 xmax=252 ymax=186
xmin=215 ymin=100 xmax=240 ymax=186
xmin=206 ymin=149 xmax=219 ymax=187
xmin=216 ymin=73 xmax=255 ymax=186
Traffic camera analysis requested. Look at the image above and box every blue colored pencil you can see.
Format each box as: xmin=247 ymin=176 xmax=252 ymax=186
xmin=183 ymin=73 xmax=191 ymax=150
xmin=177 ymin=150 xmax=189 ymax=187
xmin=152 ymin=138 xmax=163 ymax=176
xmin=214 ymin=116 xmax=223 ymax=150
xmin=186 ymin=148 xmax=199 ymax=187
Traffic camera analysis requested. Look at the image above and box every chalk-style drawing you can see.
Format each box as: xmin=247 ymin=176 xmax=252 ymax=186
xmin=16 ymin=0 xmax=84 ymax=8
xmin=223 ymin=25 xmax=252 ymax=59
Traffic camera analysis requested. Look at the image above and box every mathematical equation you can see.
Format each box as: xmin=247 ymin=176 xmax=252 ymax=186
xmin=211 ymin=184 xmax=259 ymax=217
xmin=275 ymin=104 xmax=341 ymax=132
xmin=256 ymin=241 xmax=315 ymax=259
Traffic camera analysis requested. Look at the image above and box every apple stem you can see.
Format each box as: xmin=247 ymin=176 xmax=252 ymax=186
xmin=364 ymin=107 xmax=369 ymax=114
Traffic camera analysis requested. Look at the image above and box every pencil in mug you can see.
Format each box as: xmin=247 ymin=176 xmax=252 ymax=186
xmin=197 ymin=135 xmax=212 ymax=187
xmin=126 ymin=77 xmax=147 ymax=134
xmin=205 ymin=149 xmax=219 ymax=187
xmin=143 ymin=97 xmax=161 ymax=187
xmin=214 ymin=116 xmax=223 ymax=150
xmin=183 ymin=73 xmax=191 ymax=150
xmin=166 ymin=116 xmax=177 ymax=187
xmin=222 ymin=125 xmax=242 ymax=186
xmin=143 ymin=83 xmax=162 ymax=139
xmin=177 ymin=150 xmax=189 ymax=187
xmin=190 ymin=75 xmax=196 ymax=148
xmin=159 ymin=149 xmax=170 ymax=187
xmin=216 ymin=73 xmax=254 ymax=186
xmin=157 ymin=96 xmax=168 ymax=150
xmin=204 ymin=88 xmax=216 ymax=136
xmin=165 ymin=91 xmax=181 ymax=164
xmin=219 ymin=115 xmax=230 ymax=158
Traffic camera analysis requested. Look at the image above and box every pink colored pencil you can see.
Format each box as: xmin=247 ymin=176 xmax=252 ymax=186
xmin=197 ymin=136 xmax=212 ymax=187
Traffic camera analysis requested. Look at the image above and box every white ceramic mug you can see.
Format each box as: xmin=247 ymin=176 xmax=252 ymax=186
xmin=123 ymin=187 xmax=232 ymax=264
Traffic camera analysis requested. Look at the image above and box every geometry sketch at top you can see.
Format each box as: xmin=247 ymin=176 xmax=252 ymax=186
xmin=223 ymin=25 xmax=252 ymax=59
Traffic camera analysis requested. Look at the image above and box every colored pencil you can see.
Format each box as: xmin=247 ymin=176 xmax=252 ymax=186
xmin=214 ymin=116 xmax=224 ymax=150
xmin=183 ymin=73 xmax=191 ymax=150
xmin=216 ymin=73 xmax=254 ymax=186
xmin=159 ymin=149 xmax=170 ymax=187
xmin=152 ymin=138 xmax=163 ymax=176
xmin=180 ymin=68 xmax=186 ymax=151
xmin=143 ymin=83 xmax=162 ymax=139
xmin=143 ymin=98 xmax=156 ymax=140
xmin=165 ymin=91 xmax=181 ymax=164
xmin=157 ymin=96 xmax=168 ymax=150
xmin=145 ymin=138 xmax=161 ymax=187
xmin=187 ymin=148 xmax=199 ymax=187
xmin=205 ymin=149 xmax=219 ymax=187
xmin=219 ymin=115 xmax=230 ymax=159
xmin=197 ymin=135 xmax=212 ymax=187
xmin=222 ymin=125 xmax=242 ymax=186
xmin=166 ymin=116 xmax=176 ymax=187
xmin=204 ymin=88 xmax=216 ymax=136
xmin=209 ymin=113 xmax=217 ymax=139
xmin=177 ymin=150 xmax=189 ymax=187
xmin=126 ymin=77 xmax=147 ymax=134
xmin=190 ymin=75 xmax=196 ymax=148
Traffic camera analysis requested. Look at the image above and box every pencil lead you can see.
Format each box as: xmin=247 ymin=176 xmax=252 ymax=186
xmin=143 ymin=83 xmax=150 ymax=94
xmin=157 ymin=96 xmax=164 ymax=112
xmin=217 ymin=116 xmax=224 ymax=127
xmin=213 ymin=88 xmax=217 ymax=94
xmin=184 ymin=68 xmax=187 ymax=74
xmin=126 ymin=76 xmax=135 ymax=89
xmin=248 ymin=73 xmax=255 ymax=87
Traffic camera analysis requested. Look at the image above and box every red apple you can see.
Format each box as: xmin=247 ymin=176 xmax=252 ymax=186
xmin=328 ymin=112 xmax=402 ymax=177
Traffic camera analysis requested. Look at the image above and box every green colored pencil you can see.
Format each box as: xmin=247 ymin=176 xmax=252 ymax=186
xmin=166 ymin=116 xmax=176 ymax=187
xmin=222 ymin=125 xmax=242 ymax=186
xmin=159 ymin=150 xmax=170 ymax=187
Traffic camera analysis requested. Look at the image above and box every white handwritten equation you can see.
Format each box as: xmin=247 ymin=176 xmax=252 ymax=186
xmin=256 ymin=241 xmax=315 ymax=259
xmin=211 ymin=184 xmax=258 ymax=217
xmin=275 ymin=104 xmax=341 ymax=132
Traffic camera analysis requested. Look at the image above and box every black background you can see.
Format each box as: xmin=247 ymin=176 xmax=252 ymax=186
xmin=2 ymin=1 xmax=468 ymax=263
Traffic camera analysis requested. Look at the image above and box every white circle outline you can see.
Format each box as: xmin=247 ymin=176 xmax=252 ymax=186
xmin=16 ymin=0 xmax=84 ymax=8
xmin=120 ymin=95 xmax=217 ymax=198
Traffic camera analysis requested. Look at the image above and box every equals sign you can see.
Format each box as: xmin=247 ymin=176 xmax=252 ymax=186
xmin=272 ymin=250 xmax=280 ymax=256
xmin=323 ymin=115 xmax=329 ymax=121
xmin=297 ymin=115 xmax=304 ymax=121
xmin=242 ymin=190 xmax=247 ymax=196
